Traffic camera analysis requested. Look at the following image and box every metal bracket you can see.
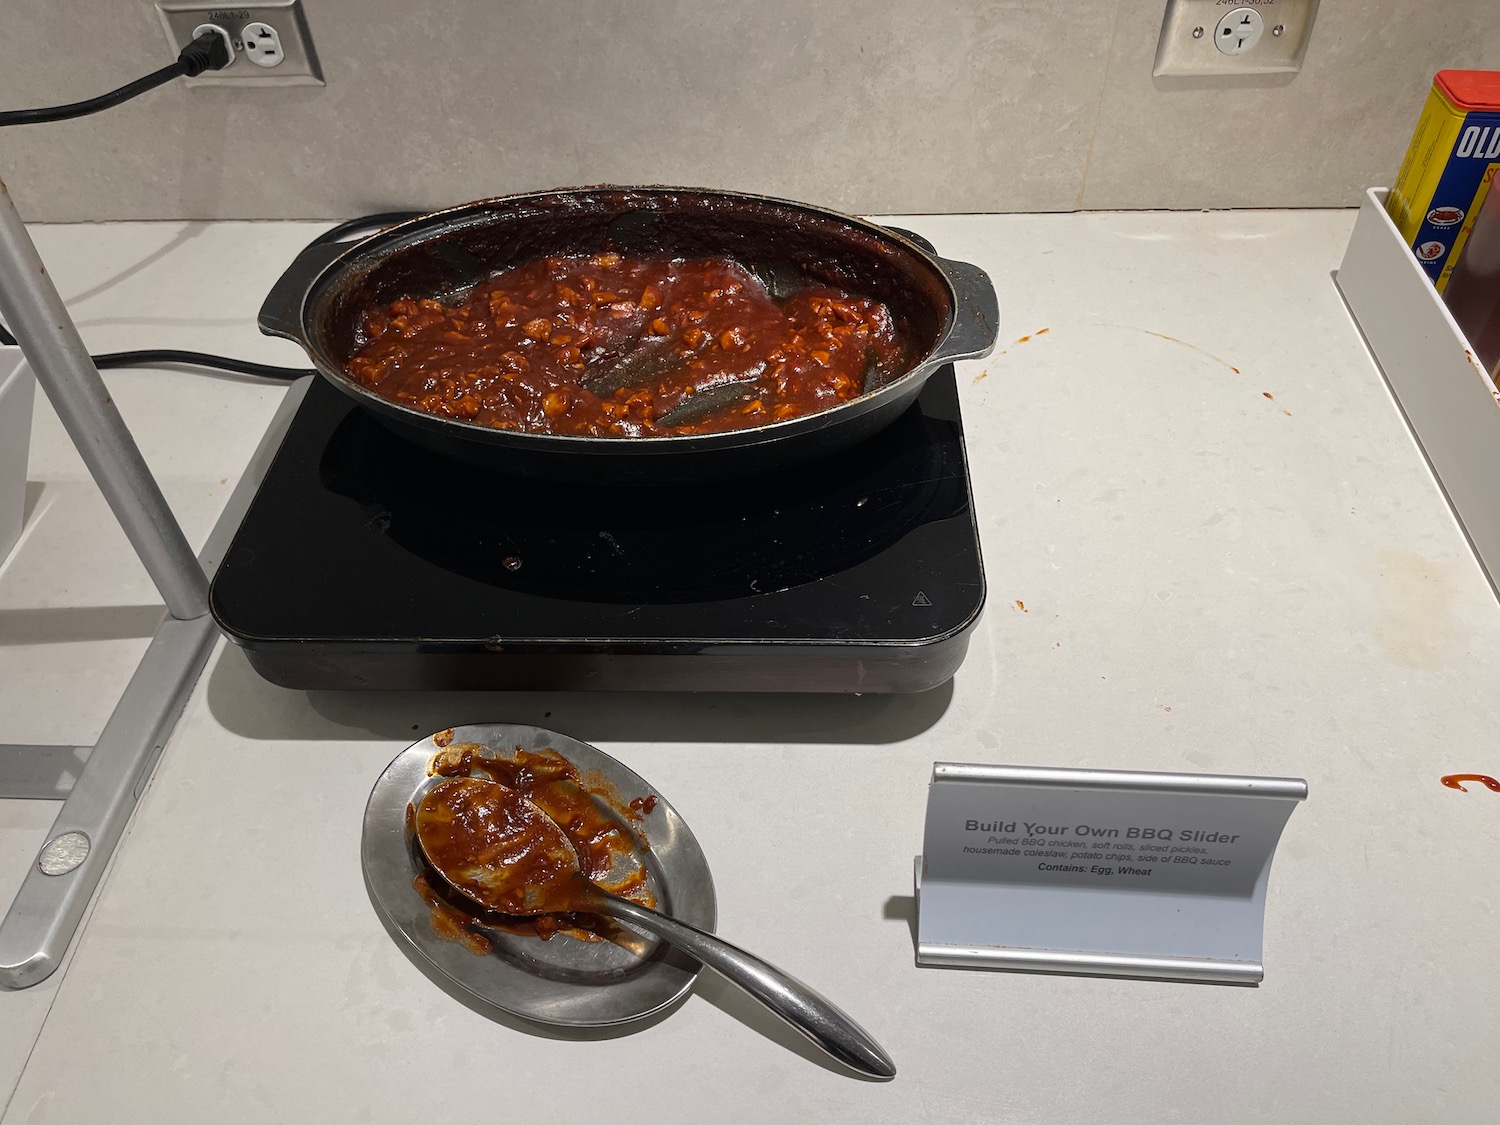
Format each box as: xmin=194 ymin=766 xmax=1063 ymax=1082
xmin=0 ymin=746 xmax=92 ymax=801
xmin=0 ymin=345 xmax=311 ymax=988
xmin=0 ymin=163 xmax=274 ymax=988
xmin=0 ymin=612 xmax=218 ymax=987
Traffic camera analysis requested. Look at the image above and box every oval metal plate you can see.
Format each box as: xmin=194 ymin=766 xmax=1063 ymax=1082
xmin=362 ymin=723 xmax=716 ymax=1026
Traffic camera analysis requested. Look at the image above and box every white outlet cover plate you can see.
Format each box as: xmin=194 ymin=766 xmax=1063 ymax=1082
xmin=156 ymin=0 xmax=323 ymax=87
xmin=1154 ymin=0 xmax=1319 ymax=77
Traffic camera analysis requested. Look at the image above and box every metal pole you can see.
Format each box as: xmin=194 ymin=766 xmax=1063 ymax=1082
xmin=0 ymin=176 xmax=207 ymax=620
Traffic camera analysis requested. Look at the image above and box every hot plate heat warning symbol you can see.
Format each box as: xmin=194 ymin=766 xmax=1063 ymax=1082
xmin=912 ymin=591 xmax=932 ymax=607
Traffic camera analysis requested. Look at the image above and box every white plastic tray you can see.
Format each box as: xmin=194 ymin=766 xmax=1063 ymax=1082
xmin=1336 ymin=188 xmax=1500 ymax=596
xmin=0 ymin=349 xmax=34 ymax=566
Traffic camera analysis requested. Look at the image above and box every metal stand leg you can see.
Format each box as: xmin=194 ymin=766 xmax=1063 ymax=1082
xmin=0 ymin=177 xmax=207 ymax=621
xmin=0 ymin=613 xmax=218 ymax=987
xmin=0 ymin=746 xmax=91 ymax=801
xmin=0 ymin=173 xmax=264 ymax=988
xmin=0 ymin=376 xmax=311 ymax=989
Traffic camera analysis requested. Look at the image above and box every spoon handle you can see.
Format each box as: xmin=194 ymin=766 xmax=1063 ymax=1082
xmin=593 ymin=891 xmax=895 ymax=1079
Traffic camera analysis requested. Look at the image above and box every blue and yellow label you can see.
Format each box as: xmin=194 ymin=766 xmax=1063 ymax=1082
xmin=1388 ymin=84 xmax=1500 ymax=291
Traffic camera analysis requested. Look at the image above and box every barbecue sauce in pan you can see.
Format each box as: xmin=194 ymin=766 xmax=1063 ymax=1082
xmin=347 ymin=254 xmax=905 ymax=436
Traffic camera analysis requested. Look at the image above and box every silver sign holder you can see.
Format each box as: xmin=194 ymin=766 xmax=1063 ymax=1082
xmin=915 ymin=763 xmax=1307 ymax=985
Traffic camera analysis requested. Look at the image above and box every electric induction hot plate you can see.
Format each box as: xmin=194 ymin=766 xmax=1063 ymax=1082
xmin=211 ymin=365 xmax=985 ymax=692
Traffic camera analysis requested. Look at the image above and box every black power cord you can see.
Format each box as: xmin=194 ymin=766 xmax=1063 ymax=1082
xmin=0 ymin=36 xmax=423 ymax=377
xmin=0 ymin=212 xmax=426 ymax=378
xmin=92 ymin=350 xmax=313 ymax=379
xmin=0 ymin=31 xmax=232 ymax=128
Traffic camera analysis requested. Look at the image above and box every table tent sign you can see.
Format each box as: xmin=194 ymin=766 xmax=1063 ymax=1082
xmin=916 ymin=763 xmax=1307 ymax=984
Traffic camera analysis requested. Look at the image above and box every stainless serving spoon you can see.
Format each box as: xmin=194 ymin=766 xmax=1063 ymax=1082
xmin=413 ymin=775 xmax=896 ymax=1079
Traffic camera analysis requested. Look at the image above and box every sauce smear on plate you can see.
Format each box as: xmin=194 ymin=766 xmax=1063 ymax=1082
xmin=409 ymin=742 xmax=656 ymax=948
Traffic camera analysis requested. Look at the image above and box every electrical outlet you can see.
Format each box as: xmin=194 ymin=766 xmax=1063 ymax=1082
xmin=1153 ymin=0 xmax=1319 ymax=78
xmin=1214 ymin=8 xmax=1264 ymax=55
xmin=242 ymin=22 xmax=286 ymax=67
xmin=155 ymin=1 xmax=324 ymax=86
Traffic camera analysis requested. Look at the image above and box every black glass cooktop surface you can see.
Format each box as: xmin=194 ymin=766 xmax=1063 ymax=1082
xmin=211 ymin=366 xmax=985 ymax=692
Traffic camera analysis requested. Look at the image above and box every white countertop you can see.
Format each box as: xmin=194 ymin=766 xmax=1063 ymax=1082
xmin=1 ymin=211 xmax=1497 ymax=1125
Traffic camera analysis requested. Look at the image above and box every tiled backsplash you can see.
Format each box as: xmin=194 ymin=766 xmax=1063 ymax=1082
xmin=0 ymin=0 xmax=1496 ymax=220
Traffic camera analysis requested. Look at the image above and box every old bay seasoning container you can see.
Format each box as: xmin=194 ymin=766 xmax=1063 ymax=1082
xmin=1386 ymin=70 xmax=1500 ymax=291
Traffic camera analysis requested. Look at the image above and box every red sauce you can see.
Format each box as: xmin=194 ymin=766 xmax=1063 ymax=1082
xmin=413 ymin=873 xmax=494 ymax=956
xmin=1440 ymin=773 xmax=1500 ymax=792
xmin=346 ymin=253 xmax=904 ymax=436
xmin=418 ymin=777 xmax=586 ymax=915
xmin=412 ymin=744 xmax=656 ymax=950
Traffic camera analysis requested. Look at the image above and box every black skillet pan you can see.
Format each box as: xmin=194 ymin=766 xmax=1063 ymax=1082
xmin=259 ymin=186 xmax=998 ymax=485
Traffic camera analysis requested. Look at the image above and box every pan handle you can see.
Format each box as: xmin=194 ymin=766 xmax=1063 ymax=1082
xmin=929 ymin=255 xmax=1000 ymax=365
xmin=879 ymin=226 xmax=998 ymax=364
xmin=257 ymin=240 xmax=347 ymax=344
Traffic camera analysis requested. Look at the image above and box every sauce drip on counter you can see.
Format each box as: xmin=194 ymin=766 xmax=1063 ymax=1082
xmin=347 ymin=253 xmax=905 ymax=436
xmin=409 ymin=741 xmax=655 ymax=949
xmin=1440 ymin=773 xmax=1500 ymax=792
